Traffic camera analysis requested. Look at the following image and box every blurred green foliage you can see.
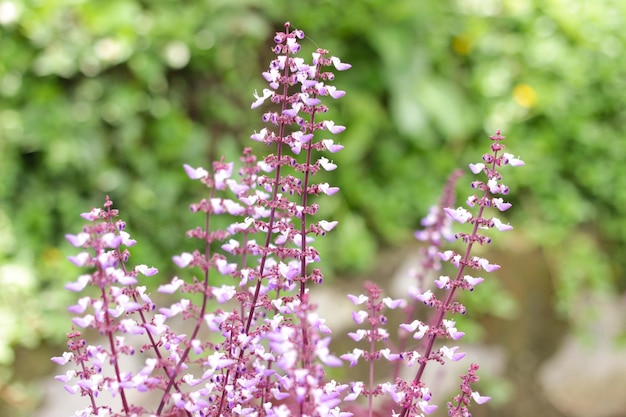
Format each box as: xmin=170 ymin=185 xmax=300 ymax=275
xmin=1 ymin=0 xmax=626 ymax=415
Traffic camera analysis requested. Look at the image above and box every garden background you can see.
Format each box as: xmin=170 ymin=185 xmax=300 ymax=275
xmin=1 ymin=1 xmax=626 ymax=416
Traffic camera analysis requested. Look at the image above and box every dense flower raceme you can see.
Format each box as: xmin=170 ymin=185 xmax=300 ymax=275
xmin=54 ymin=22 xmax=524 ymax=417
xmin=55 ymin=22 xmax=354 ymax=417
xmin=337 ymin=131 xmax=523 ymax=417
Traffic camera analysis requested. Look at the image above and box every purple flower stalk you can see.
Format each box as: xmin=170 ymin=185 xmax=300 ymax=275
xmin=337 ymin=131 xmax=523 ymax=417
xmin=56 ymin=22 xmax=352 ymax=417
xmin=54 ymin=21 xmax=524 ymax=417
xmin=397 ymin=130 xmax=523 ymax=417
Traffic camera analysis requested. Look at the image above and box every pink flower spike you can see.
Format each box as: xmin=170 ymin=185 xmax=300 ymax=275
xmin=347 ymin=294 xmax=368 ymax=305
xmin=323 ymin=120 xmax=346 ymax=134
xmin=331 ymin=56 xmax=352 ymax=71
xmin=65 ymin=233 xmax=90 ymax=247
xmin=322 ymin=139 xmax=344 ymax=153
xmin=65 ymin=274 xmax=91 ymax=292
xmin=183 ymin=164 xmax=209 ymax=180
xmin=471 ymin=391 xmax=492 ymax=404
xmin=135 ymin=264 xmax=158 ymax=276
xmin=469 ymin=163 xmax=485 ymax=174
xmin=444 ymin=207 xmax=472 ymax=224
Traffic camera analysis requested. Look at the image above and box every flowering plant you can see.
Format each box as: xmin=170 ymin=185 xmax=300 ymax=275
xmin=53 ymin=23 xmax=524 ymax=417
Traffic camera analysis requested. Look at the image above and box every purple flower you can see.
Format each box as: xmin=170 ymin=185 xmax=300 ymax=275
xmin=318 ymin=157 xmax=337 ymax=171
xmin=183 ymin=163 xmax=208 ymax=180
xmin=331 ymin=56 xmax=352 ymax=71
xmin=323 ymin=120 xmax=346 ymax=134
xmin=440 ymin=345 xmax=466 ymax=361
xmin=65 ymin=233 xmax=90 ymax=247
xmin=444 ymin=207 xmax=473 ymax=224
xmin=472 ymin=391 xmax=492 ymax=404
xmin=468 ymin=163 xmax=485 ymax=174
xmin=340 ymin=348 xmax=364 ymax=367
xmin=347 ymin=294 xmax=368 ymax=305
xmin=492 ymin=197 xmax=512 ymax=211
xmin=319 ymin=183 xmax=340 ymax=196
xmin=351 ymin=310 xmax=368 ymax=324
xmin=172 ymin=252 xmax=194 ymax=268
xmin=68 ymin=252 xmax=91 ymax=267
xmin=492 ymin=217 xmax=513 ymax=231
xmin=251 ymin=88 xmax=275 ymax=109
xmin=158 ymin=276 xmax=185 ymax=294
xmin=502 ymin=152 xmax=525 ymax=166
xmin=322 ymin=139 xmax=344 ymax=153
xmin=65 ymin=274 xmax=91 ymax=292
xmin=80 ymin=208 xmax=102 ymax=221
xmin=135 ymin=264 xmax=158 ymax=276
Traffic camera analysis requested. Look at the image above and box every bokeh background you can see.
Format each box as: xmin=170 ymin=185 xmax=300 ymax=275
xmin=1 ymin=0 xmax=626 ymax=416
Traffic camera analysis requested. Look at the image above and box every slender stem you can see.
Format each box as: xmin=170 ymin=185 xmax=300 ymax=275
xmin=398 ymin=152 xmax=499 ymax=417
xmin=101 ymin=284 xmax=130 ymax=413
xmin=297 ymin=59 xmax=323 ymax=369
xmin=156 ymin=187 xmax=215 ymax=416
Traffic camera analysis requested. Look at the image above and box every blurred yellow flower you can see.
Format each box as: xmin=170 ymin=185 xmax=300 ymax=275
xmin=513 ymin=83 xmax=537 ymax=108
xmin=452 ymin=34 xmax=473 ymax=55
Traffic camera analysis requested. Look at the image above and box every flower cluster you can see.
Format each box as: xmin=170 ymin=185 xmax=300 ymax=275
xmin=55 ymin=22 xmax=353 ymax=417
xmin=334 ymin=131 xmax=523 ymax=417
xmin=53 ymin=22 xmax=524 ymax=417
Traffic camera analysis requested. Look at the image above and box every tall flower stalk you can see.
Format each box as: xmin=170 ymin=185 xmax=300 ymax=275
xmin=55 ymin=22 xmax=352 ymax=417
xmin=53 ymin=21 xmax=524 ymax=417
xmin=397 ymin=130 xmax=523 ymax=417
xmin=339 ymin=131 xmax=523 ymax=417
